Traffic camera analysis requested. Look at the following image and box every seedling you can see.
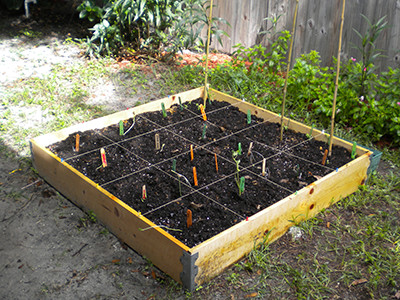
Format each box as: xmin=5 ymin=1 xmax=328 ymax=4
xmin=201 ymin=123 xmax=207 ymax=139
xmin=178 ymin=96 xmax=183 ymax=110
xmin=171 ymin=170 xmax=191 ymax=196
xmin=232 ymin=149 xmax=242 ymax=194
xmin=247 ymin=109 xmax=251 ymax=124
xmin=172 ymin=159 xmax=176 ymax=172
xmin=119 ymin=120 xmax=124 ymax=135
xmin=351 ymin=142 xmax=357 ymax=159
xmin=161 ymin=102 xmax=167 ymax=117
xmin=306 ymin=125 xmax=314 ymax=139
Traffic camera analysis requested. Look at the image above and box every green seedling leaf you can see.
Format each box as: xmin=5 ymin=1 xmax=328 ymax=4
xmin=172 ymin=159 xmax=176 ymax=172
xmin=238 ymin=143 xmax=242 ymax=155
xmin=202 ymin=123 xmax=207 ymax=139
xmin=239 ymin=176 xmax=245 ymax=195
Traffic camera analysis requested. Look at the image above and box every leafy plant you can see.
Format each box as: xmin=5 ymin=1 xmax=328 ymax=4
xmin=77 ymin=0 xmax=104 ymax=22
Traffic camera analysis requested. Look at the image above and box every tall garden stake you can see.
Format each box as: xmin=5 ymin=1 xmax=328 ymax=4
xmin=329 ymin=0 xmax=346 ymax=156
xmin=280 ymin=0 xmax=299 ymax=141
xmin=203 ymin=0 xmax=213 ymax=108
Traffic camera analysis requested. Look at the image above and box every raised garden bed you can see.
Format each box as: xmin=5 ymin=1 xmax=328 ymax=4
xmin=30 ymin=87 xmax=373 ymax=290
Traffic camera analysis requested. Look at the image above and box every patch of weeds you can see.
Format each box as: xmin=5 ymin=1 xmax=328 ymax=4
xmin=78 ymin=210 xmax=97 ymax=228
xmin=99 ymin=228 xmax=109 ymax=235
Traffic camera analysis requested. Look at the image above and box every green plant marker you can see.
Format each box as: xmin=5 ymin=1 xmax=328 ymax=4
xmin=178 ymin=97 xmax=183 ymax=110
xmin=119 ymin=120 xmax=124 ymax=136
xmin=238 ymin=143 xmax=242 ymax=155
xmin=172 ymin=159 xmax=176 ymax=172
xmin=351 ymin=142 xmax=357 ymax=159
xmin=202 ymin=124 xmax=207 ymax=139
xmin=247 ymin=109 xmax=251 ymax=124
xmin=239 ymin=176 xmax=245 ymax=195
xmin=161 ymin=102 xmax=167 ymax=117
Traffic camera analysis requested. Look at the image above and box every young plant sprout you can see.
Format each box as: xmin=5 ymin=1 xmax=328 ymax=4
xmin=232 ymin=149 xmax=242 ymax=194
xmin=161 ymin=102 xmax=167 ymax=117
xmin=119 ymin=120 xmax=124 ymax=136
xmin=187 ymin=209 xmax=192 ymax=228
xmin=172 ymin=159 xmax=176 ymax=172
xmin=100 ymin=148 xmax=107 ymax=168
xmin=75 ymin=134 xmax=80 ymax=152
xmin=247 ymin=142 xmax=253 ymax=157
xmin=178 ymin=96 xmax=183 ymax=110
xmin=247 ymin=109 xmax=251 ymax=124
xmin=306 ymin=125 xmax=314 ymax=139
xmin=202 ymin=123 xmax=207 ymax=139
xmin=155 ymin=133 xmax=160 ymax=150
xmin=351 ymin=142 xmax=357 ymax=159
xmin=171 ymin=170 xmax=191 ymax=196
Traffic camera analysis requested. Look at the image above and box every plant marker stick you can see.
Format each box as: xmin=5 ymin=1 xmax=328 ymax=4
xmin=75 ymin=134 xmax=80 ymax=152
xmin=214 ymin=153 xmax=219 ymax=172
xmin=155 ymin=133 xmax=160 ymax=150
xmin=193 ymin=167 xmax=198 ymax=186
xmin=161 ymin=102 xmax=167 ymax=118
xmin=329 ymin=0 xmax=346 ymax=156
xmin=100 ymin=148 xmax=107 ymax=168
xmin=247 ymin=142 xmax=253 ymax=157
xmin=238 ymin=143 xmax=242 ymax=155
xmin=142 ymin=185 xmax=147 ymax=200
xmin=322 ymin=149 xmax=329 ymax=165
xmin=247 ymin=109 xmax=251 ymax=124
xmin=200 ymin=104 xmax=207 ymax=121
xmin=203 ymin=0 xmax=213 ymax=108
xmin=280 ymin=0 xmax=299 ymax=141
xmin=119 ymin=120 xmax=124 ymax=136
xmin=262 ymin=158 xmax=266 ymax=176
xmin=202 ymin=123 xmax=207 ymax=139
xmin=190 ymin=144 xmax=194 ymax=161
xmin=351 ymin=142 xmax=357 ymax=159
xmin=179 ymin=96 xmax=183 ymax=110
xmin=187 ymin=209 xmax=192 ymax=228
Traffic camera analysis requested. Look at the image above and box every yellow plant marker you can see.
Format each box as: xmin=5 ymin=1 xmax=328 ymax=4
xmin=75 ymin=134 xmax=80 ymax=152
xmin=100 ymin=148 xmax=107 ymax=168
xmin=187 ymin=209 xmax=192 ymax=228
xmin=190 ymin=145 xmax=194 ymax=161
xmin=193 ymin=166 xmax=198 ymax=186
xmin=200 ymin=104 xmax=207 ymax=121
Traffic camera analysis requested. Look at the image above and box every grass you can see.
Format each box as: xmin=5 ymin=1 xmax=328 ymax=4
xmin=2 ymin=35 xmax=399 ymax=299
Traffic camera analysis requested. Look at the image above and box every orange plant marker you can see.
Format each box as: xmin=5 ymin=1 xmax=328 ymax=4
xmin=190 ymin=144 xmax=194 ymax=161
xmin=193 ymin=166 xmax=198 ymax=186
xmin=200 ymin=104 xmax=207 ymax=121
xmin=100 ymin=148 xmax=107 ymax=167
xmin=214 ymin=153 xmax=218 ymax=172
xmin=322 ymin=149 xmax=328 ymax=165
xmin=75 ymin=134 xmax=80 ymax=152
xmin=187 ymin=209 xmax=192 ymax=228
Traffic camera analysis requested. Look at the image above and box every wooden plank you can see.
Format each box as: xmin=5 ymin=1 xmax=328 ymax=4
xmin=191 ymin=150 xmax=371 ymax=285
xmin=209 ymin=88 xmax=370 ymax=156
xmin=33 ymin=87 xmax=204 ymax=148
xmin=30 ymin=140 xmax=189 ymax=284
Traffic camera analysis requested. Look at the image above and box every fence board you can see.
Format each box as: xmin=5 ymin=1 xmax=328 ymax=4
xmin=207 ymin=0 xmax=400 ymax=71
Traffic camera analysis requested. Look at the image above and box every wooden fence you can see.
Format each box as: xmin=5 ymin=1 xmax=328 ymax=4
xmin=207 ymin=0 xmax=400 ymax=71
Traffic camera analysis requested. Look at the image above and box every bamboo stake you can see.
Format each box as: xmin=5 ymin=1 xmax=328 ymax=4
xmin=203 ymin=0 xmax=213 ymax=108
xmin=280 ymin=0 xmax=299 ymax=141
xmin=329 ymin=0 xmax=346 ymax=156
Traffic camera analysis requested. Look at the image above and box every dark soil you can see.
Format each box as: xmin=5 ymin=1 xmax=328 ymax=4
xmin=48 ymin=98 xmax=353 ymax=247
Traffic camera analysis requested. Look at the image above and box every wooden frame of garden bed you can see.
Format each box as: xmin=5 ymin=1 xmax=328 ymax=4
xmin=30 ymin=87 xmax=373 ymax=291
